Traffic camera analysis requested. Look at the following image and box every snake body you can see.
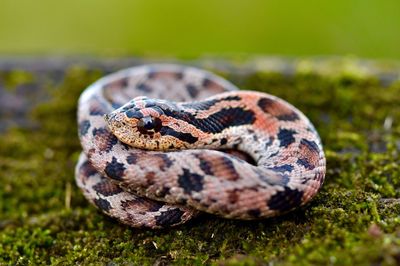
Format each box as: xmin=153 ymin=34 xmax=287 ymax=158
xmin=75 ymin=64 xmax=326 ymax=229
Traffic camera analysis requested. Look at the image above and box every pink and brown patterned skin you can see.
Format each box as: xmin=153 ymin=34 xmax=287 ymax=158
xmin=75 ymin=64 xmax=326 ymax=229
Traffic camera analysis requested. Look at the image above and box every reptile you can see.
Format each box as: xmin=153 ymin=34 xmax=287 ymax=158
xmin=75 ymin=64 xmax=326 ymax=229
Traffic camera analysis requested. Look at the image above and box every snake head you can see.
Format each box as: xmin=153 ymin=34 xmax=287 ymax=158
xmin=105 ymin=96 xmax=196 ymax=150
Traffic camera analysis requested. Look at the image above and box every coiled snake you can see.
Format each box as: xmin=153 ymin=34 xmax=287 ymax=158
xmin=75 ymin=64 xmax=326 ymax=229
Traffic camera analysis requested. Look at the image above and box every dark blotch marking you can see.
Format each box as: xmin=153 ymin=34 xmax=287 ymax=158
xmin=159 ymin=126 xmax=198 ymax=144
xmin=104 ymin=157 xmax=126 ymax=181
xmin=270 ymin=164 xmax=294 ymax=173
xmin=175 ymin=72 xmax=183 ymax=79
xmin=199 ymin=107 xmax=255 ymax=133
xmin=268 ymin=187 xmax=304 ymax=212
xmin=80 ymin=160 xmax=98 ymax=177
xmin=92 ymin=127 xmax=107 ymax=137
xmin=127 ymin=153 xmax=138 ymax=164
xmin=281 ymin=175 xmax=290 ymax=186
xmin=202 ymin=78 xmax=212 ymax=87
xmin=120 ymin=142 xmax=131 ymax=151
xmin=202 ymin=77 xmax=225 ymax=89
xmin=277 ymin=112 xmax=299 ymax=121
xmin=197 ymin=155 xmax=240 ymax=180
xmin=257 ymin=97 xmax=274 ymax=111
xmin=79 ymin=120 xmax=91 ymax=136
xmin=144 ymin=171 xmax=156 ymax=186
xmin=150 ymin=106 xmax=165 ymax=115
xmin=297 ymin=158 xmax=313 ymax=170
xmin=92 ymin=127 xmax=118 ymax=152
xmin=89 ymin=106 xmax=104 ymax=116
xmin=106 ymin=134 xmax=118 ymax=152
xmin=257 ymin=97 xmax=299 ymax=121
xmin=264 ymin=137 xmax=274 ymax=149
xmin=147 ymin=71 xmax=156 ymax=79
xmin=92 ymin=181 xmax=123 ymax=196
xmin=220 ymin=138 xmax=228 ymax=145
xmin=148 ymin=201 xmax=164 ymax=212
xmin=301 ymin=139 xmax=319 ymax=153
xmin=94 ymin=198 xmax=112 ymax=212
xmin=219 ymin=156 xmax=240 ymax=181
xmin=198 ymin=158 xmax=214 ymax=175
xmin=144 ymin=100 xmax=156 ymax=108
xmin=120 ymin=198 xmax=163 ymax=213
xmin=102 ymin=77 xmax=128 ymax=90
xmin=227 ymin=189 xmax=239 ymax=204
xmin=120 ymin=77 xmax=129 ymax=87
xmin=111 ymin=103 xmax=122 ymax=109
xmin=153 ymin=153 xmax=174 ymax=170
xmin=247 ymin=208 xmax=261 ymax=218
xmin=296 ymin=139 xmax=320 ymax=170
xmin=126 ymin=110 xmax=144 ymax=119
xmin=155 ymin=209 xmax=185 ymax=227
xmin=176 ymin=198 xmax=187 ymax=205
xmin=186 ymin=84 xmax=199 ymax=98
xmin=174 ymin=107 xmax=254 ymax=134
xmin=178 ymin=168 xmax=204 ymax=194
xmin=137 ymin=83 xmax=152 ymax=92
xmin=155 ymin=186 xmax=170 ymax=198
xmin=278 ymin=129 xmax=296 ymax=147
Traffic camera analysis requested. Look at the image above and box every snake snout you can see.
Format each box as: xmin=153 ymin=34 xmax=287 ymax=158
xmin=104 ymin=113 xmax=117 ymax=123
xmin=104 ymin=113 xmax=121 ymax=129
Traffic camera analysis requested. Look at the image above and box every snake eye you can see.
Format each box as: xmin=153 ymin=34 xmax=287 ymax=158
xmin=137 ymin=116 xmax=162 ymax=134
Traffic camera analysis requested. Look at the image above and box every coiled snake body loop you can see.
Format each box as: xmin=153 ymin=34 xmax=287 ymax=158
xmin=76 ymin=64 xmax=326 ymax=229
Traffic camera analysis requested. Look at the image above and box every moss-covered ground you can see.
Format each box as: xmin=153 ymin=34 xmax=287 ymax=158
xmin=0 ymin=58 xmax=399 ymax=265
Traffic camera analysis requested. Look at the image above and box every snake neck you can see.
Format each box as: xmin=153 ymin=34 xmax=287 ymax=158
xmin=168 ymin=101 xmax=257 ymax=149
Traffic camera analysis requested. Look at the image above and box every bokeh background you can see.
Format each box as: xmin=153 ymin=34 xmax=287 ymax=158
xmin=1 ymin=1 xmax=400 ymax=265
xmin=1 ymin=0 xmax=400 ymax=59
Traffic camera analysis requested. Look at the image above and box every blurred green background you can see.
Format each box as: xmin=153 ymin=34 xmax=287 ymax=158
xmin=0 ymin=0 xmax=399 ymax=59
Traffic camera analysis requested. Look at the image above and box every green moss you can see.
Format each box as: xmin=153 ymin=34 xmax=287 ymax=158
xmin=0 ymin=59 xmax=399 ymax=265
xmin=0 ymin=69 xmax=34 ymax=91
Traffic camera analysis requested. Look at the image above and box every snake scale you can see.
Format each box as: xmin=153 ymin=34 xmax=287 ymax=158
xmin=75 ymin=64 xmax=326 ymax=229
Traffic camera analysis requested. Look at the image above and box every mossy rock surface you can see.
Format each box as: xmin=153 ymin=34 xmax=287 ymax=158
xmin=0 ymin=57 xmax=399 ymax=265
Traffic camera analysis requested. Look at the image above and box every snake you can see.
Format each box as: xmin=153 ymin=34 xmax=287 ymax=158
xmin=75 ymin=64 xmax=326 ymax=229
